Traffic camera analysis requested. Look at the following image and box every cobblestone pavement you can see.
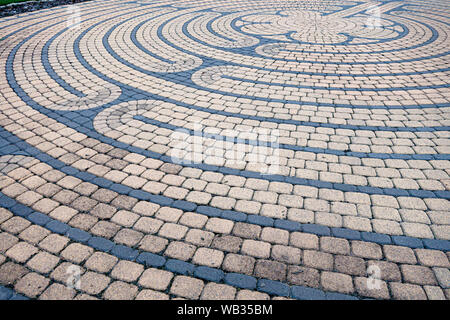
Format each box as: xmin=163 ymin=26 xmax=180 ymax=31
xmin=0 ymin=0 xmax=449 ymax=300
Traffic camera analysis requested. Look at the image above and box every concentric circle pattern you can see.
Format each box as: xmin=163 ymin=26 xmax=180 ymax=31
xmin=0 ymin=0 xmax=449 ymax=300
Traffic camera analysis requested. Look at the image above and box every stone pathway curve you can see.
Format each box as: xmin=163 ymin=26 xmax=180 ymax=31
xmin=0 ymin=0 xmax=449 ymax=300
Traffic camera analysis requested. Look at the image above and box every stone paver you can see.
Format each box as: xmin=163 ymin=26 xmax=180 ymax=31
xmin=0 ymin=0 xmax=448 ymax=301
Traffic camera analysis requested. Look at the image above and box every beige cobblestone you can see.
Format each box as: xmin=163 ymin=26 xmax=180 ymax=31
xmin=383 ymin=245 xmax=417 ymax=264
xmin=303 ymin=250 xmax=333 ymax=271
xmin=401 ymin=265 xmax=437 ymax=286
xmin=26 ymin=251 xmax=59 ymax=274
xmin=15 ymin=272 xmax=49 ymax=298
xmin=321 ymin=272 xmax=354 ymax=294
xmin=352 ymin=241 xmax=383 ymax=259
xmin=415 ymin=249 xmax=450 ymax=267
xmin=0 ymin=0 xmax=448 ymax=302
xmin=136 ymin=290 xmax=169 ymax=300
xmin=85 ymin=252 xmax=118 ymax=273
xmin=170 ymin=276 xmax=204 ymax=299
xmin=139 ymin=268 xmax=173 ymax=291
xmin=103 ymin=281 xmax=138 ymax=300
xmin=201 ymin=283 xmax=236 ymax=300
xmin=60 ymin=243 xmax=93 ymax=264
xmin=39 ymin=283 xmax=76 ymax=300
xmin=111 ymin=261 xmax=144 ymax=282
xmin=241 ymin=240 xmax=271 ymax=259
xmin=164 ymin=241 xmax=196 ymax=261
xmin=260 ymin=227 xmax=289 ymax=245
xmin=205 ymin=218 xmax=234 ymax=234
xmin=6 ymin=242 xmax=38 ymax=263
xmin=390 ymin=282 xmax=427 ymax=300
xmin=192 ymin=248 xmax=224 ymax=268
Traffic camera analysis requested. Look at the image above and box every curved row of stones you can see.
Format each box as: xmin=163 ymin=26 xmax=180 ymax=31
xmin=0 ymin=0 xmax=448 ymax=300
